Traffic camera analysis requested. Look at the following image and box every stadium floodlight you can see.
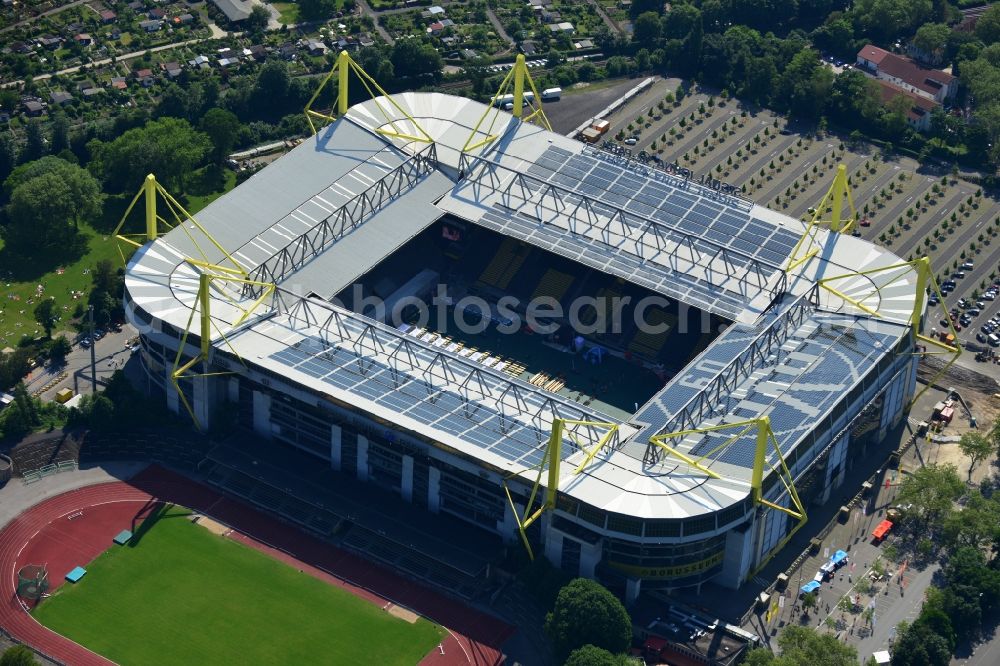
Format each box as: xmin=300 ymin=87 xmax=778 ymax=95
xmin=786 ymin=164 xmax=858 ymax=272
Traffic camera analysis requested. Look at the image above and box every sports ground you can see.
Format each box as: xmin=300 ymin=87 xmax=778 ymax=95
xmin=0 ymin=466 xmax=513 ymax=666
xmin=32 ymin=504 xmax=444 ymax=666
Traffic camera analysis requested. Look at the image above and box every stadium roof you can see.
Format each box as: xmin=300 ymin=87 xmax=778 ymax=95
xmin=126 ymin=92 xmax=917 ymax=520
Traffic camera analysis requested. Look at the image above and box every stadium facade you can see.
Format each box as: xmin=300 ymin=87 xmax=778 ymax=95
xmin=124 ymin=85 xmax=925 ymax=602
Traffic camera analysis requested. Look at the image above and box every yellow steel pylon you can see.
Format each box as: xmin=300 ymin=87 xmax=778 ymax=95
xmin=170 ymin=265 xmax=276 ymax=431
xmin=816 ymin=256 xmax=961 ymax=407
xmin=649 ymin=416 xmax=808 ymax=581
xmin=786 ymin=164 xmax=857 ymax=272
xmin=462 ymin=54 xmax=552 ymax=153
xmin=304 ymin=50 xmax=434 ymax=143
xmin=503 ymin=419 xmax=619 ymax=560
xmin=110 ymin=173 xmax=246 ymax=277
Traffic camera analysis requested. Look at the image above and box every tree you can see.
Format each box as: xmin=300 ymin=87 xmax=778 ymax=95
xmin=4 ymin=172 xmax=82 ymax=254
xmin=297 ymin=0 xmax=337 ymax=22
xmin=914 ymin=23 xmax=951 ymax=58
xmin=564 ymin=645 xmax=636 ymax=666
xmin=49 ymin=336 xmax=72 ymax=365
xmin=957 ymin=431 xmax=994 ymax=481
xmin=4 ymin=157 xmax=102 ymax=226
xmin=391 ymin=39 xmax=443 ymax=80
xmin=633 ymin=11 xmax=662 ymax=49
xmin=21 ymin=119 xmax=46 ymax=164
xmin=977 ymin=5 xmax=1000 ymax=44
xmin=891 ymin=619 xmax=951 ymax=666
xmin=896 ymin=463 xmax=964 ymax=527
xmin=0 ymin=645 xmax=37 ymax=666
xmin=0 ymin=134 xmax=16 ymax=185
xmin=255 ymin=60 xmax=291 ymax=102
xmin=744 ymin=625 xmax=858 ymax=665
xmin=88 ymin=117 xmax=210 ymax=192
xmin=544 ymin=579 xmax=632 ymax=661
xmin=776 ymin=48 xmax=832 ymax=119
xmin=201 ymin=108 xmax=241 ymax=164
xmin=33 ymin=299 xmax=58 ymax=338
xmin=50 ymin=112 xmax=70 ymax=155
xmin=246 ymin=4 xmax=270 ymax=32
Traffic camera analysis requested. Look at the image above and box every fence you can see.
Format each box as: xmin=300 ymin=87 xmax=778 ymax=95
xmin=20 ymin=460 xmax=77 ymax=485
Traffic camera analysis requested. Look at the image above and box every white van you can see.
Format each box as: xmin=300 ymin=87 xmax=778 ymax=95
xmin=989 ymin=333 xmax=999 ymax=347
xmin=541 ymin=87 xmax=562 ymax=101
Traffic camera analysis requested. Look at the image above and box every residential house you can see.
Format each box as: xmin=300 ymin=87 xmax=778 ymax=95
xmin=246 ymin=44 xmax=267 ymax=60
xmin=278 ymin=43 xmax=297 ymax=61
xmin=135 ymin=68 xmax=155 ymax=86
xmin=76 ymin=79 xmax=97 ymax=92
xmin=358 ymin=34 xmax=375 ymax=48
xmin=174 ymin=13 xmax=195 ymax=24
xmin=10 ymin=41 xmax=30 ymax=54
xmin=65 ymin=22 xmax=84 ymax=35
xmin=874 ymin=79 xmax=937 ymax=132
xmin=161 ymin=61 xmax=183 ymax=78
xmin=218 ymin=56 xmax=240 ymax=68
xmin=521 ymin=40 xmax=538 ymax=56
xmin=461 ymin=48 xmax=477 ymax=59
xmin=100 ymin=9 xmax=117 ymax=23
xmin=427 ymin=19 xmax=454 ymax=34
xmin=49 ymin=91 xmax=73 ymax=106
xmin=81 ymin=87 xmax=104 ymax=99
xmin=39 ymin=35 xmax=62 ymax=50
xmin=148 ymin=7 xmax=166 ymax=19
xmin=127 ymin=0 xmax=144 ymax=11
xmin=189 ymin=54 xmax=211 ymax=68
xmin=574 ymin=39 xmax=594 ymax=49
xmin=139 ymin=19 xmax=162 ymax=32
xmin=549 ymin=21 xmax=574 ymax=33
xmin=306 ymin=39 xmax=327 ymax=56
xmin=217 ymin=47 xmax=238 ymax=60
xmin=74 ymin=33 xmax=93 ymax=47
xmin=211 ymin=0 xmax=253 ymax=22
xmin=421 ymin=5 xmax=445 ymax=18
xmin=110 ymin=76 xmax=129 ymax=90
xmin=856 ymin=44 xmax=956 ymax=104
xmin=23 ymin=100 xmax=44 ymax=116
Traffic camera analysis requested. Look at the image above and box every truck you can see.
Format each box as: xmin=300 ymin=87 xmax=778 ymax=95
xmin=541 ymin=87 xmax=562 ymax=101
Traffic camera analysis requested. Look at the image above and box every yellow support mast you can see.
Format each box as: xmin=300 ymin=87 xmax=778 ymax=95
xmin=649 ymin=416 xmax=808 ymax=580
xmin=304 ymin=50 xmax=434 ymax=143
xmin=816 ymin=256 xmax=961 ymax=407
xmin=503 ymin=419 xmax=619 ymax=560
xmin=785 ymin=164 xmax=857 ymax=272
xmin=462 ymin=54 xmax=552 ymax=153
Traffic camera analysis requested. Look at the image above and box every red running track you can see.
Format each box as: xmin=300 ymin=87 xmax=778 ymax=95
xmin=0 ymin=466 xmax=514 ymax=666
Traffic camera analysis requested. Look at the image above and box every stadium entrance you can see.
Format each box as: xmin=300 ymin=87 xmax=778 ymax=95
xmin=333 ymin=218 xmax=729 ymax=419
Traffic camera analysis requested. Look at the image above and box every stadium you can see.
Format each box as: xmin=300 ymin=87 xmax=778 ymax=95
xmin=121 ymin=54 xmax=942 ymax=604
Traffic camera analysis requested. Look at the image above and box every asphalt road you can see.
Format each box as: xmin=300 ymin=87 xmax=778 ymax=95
xmin=23 ymin=324 xmax=138 ymax=402
xmin=544 ymin=77 xmax=655 ymax=135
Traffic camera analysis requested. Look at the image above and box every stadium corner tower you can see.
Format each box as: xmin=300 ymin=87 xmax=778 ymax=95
xmin=125 ymin=88 xmax=924 ymax=601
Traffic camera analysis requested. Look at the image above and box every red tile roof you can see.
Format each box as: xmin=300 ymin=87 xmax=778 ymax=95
xmin=858 ymin=44 xmax=955 ymax=97
xmin=875 ymin=79 xmax=936 ymax=123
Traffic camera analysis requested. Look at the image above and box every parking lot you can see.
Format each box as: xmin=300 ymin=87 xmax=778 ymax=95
xmin=599 ymin=78 xmax=1000 ymax=371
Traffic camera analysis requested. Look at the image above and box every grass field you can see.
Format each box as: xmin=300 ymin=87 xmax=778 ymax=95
xmin=0 ymin=166 xmax=237 ymax=346
xmin=34 ymin=505 xmax=444 ymax=666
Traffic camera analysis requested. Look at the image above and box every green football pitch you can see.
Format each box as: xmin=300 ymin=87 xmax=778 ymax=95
xmin=33 ymin=506 xmax=444 ymax=665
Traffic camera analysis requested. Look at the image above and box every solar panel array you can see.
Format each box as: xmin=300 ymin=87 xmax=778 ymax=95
xmin=255 ymin=314 xmax=607 ymax=469
xmin=528 ymin=146 xmax=802 ymax=267
xmin=642 ymin=312 xmax=904 ymax=469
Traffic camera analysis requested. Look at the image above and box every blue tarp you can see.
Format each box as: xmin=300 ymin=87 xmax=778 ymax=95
xmin=800 ymin=580 xmax=821 ymax=595
xmin=830 ymin=549 xmax=849 ymax=566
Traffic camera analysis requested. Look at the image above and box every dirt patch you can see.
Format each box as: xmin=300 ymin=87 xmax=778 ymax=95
xmin=192 ymin=515 xmax=231 ymax=536
xmin=386 ymin=604 xmax=420 ymax=624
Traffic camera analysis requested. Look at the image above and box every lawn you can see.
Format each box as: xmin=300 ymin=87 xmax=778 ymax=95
xmin=272 ymin=1 xmax=300 ymax=25
xmin=34 ymin=505 xmax=444 ymax=666
xmin=0 ymin=166 xmax=236 ymax=347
